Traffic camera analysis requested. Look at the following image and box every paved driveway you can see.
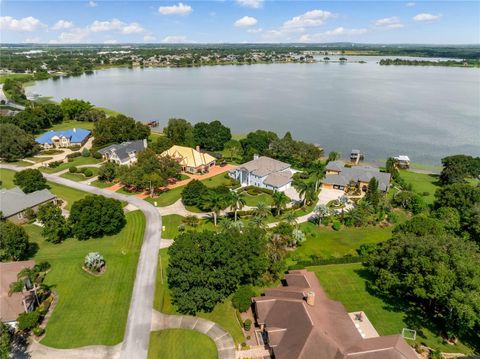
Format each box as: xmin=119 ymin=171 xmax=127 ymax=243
xmin=318 ymin=188 xmax=345 ymax=205
xmin=1 ymin=164 xmax=162 ymax=359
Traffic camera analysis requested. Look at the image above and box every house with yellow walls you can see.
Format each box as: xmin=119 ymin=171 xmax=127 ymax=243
xmin=161 ymin=145 xmax=216 ymax=174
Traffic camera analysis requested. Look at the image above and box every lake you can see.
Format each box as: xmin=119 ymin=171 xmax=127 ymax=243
xmin=28 ymin=56 xmax=480 ymax=164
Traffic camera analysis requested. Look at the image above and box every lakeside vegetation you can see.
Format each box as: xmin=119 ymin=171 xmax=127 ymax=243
xmin=379 ymin=58 xmax=480 ymax=67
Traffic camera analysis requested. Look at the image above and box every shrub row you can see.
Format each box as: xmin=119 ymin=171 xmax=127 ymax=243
xmin=288 ymin=255 xmax=365 ymax=270
xmin=239 ymin=185 xmax=274 ymax=196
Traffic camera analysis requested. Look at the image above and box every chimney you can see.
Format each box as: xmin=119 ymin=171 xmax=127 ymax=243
xmin=196 ymin=145 xmax=200 ymax=152
xmin=253 ymin=154 xmax=259 ymax=160
xmin=306 ymin=291 xmax=315 ymax=306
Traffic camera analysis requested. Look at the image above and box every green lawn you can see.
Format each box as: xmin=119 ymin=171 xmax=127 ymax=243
xmin=242 ymin=193 xmax=273 ymax=207
xmin=24 ymin=156 xmax=53 ymax=163
xmin=202 ymin=173 xmax=234 ymax=188
xmin=0 ymin=168 xmax=16 ymax=188
xmin=90 ymin=179 xmax=113 ymax=188
xmin=399 ymin=170 xmax=439 ymax=204
xmin=0 ymin=73 xmax=34 ymax=83
xmin=59 ymin=167 xmax=99 ymax=182
xmin=148 ymin=329 xmax=218 ymax=359
xmin=41 ymin=157 xmax=101 ymax=174
xmin=48 ymin=120 xmax=95 ymax=131
xmin=313 ymin=263 xmax=474 ymax=355
xmin=154 ymin=249 xmax=244 ymax=345
xmin=24 ymin=210 xmax=146 ymax=348
xmin=161 ymin=214 xmax=215 ymax=239
xmin=145 ymin=186 xmax=183 ymax=207
xmin=290 ymin=223 xmax=393 ymax=262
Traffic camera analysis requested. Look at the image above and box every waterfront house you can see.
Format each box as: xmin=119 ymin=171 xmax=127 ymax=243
xmin=0 ymin=260 xmax=36 ymax=327
xmin=98 ymin=139 xmax=147 ymax=166
xmin=323 ymin=161 xmax=391 ymax=192
xmin=0 ymin=187 xmax=57 ymax=224
xmin=394 ymin=155 xmax=411 ymax=169
xmin=161 ymin=145 xmax=216 ymax=174
xmin=252 ymin=270 xmax=418 ymax=359
xmin=35 ymin=128 xmax=91 ymax=149
xmin=229 ymin=155 xmax=294 ymax=192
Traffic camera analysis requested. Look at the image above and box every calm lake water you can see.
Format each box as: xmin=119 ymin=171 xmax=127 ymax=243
xmin=28 ymin=56 xmax=480 ymax=164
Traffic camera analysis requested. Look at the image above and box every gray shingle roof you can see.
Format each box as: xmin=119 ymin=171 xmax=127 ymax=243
xmin=0 ymin=187 xmax=56 ymax=218
xmin=264 ymin=171 xmax=292 ymax=188
xmin=98 ymin=139 xmax=147 ymax=162
xmin=323 ymin=165 xmax=391 ymax=191
xmin=325 ymin=160 xmax=345 ymax=172
xmin=239 ymin=156 xmax=290 ymax=177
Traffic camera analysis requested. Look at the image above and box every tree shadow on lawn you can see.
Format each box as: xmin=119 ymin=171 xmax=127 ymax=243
xmin=25 ymin=242 xmax=39 ymax=260
xmin=354 ymin=268 xmax=480 ymax=353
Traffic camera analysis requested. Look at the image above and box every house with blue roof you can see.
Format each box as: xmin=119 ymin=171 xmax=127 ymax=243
xmin=35 ymin=128 xmax=91 ymax=149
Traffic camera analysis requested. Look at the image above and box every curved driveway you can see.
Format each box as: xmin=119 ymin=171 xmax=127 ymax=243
xmin=1 ymin=165 xmax=162 ymax=359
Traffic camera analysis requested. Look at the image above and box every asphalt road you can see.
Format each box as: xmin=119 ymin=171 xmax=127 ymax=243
xmin=1 ymin=165 xmax=162 ymax=359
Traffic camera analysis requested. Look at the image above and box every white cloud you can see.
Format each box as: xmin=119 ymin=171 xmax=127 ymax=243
xmin=89 ymin=19 xmax=144 ymax=34
xmin=161 ymin=35 xmax=189 ymax=43
xmin=374 ymin=16 xmax=404 ymax=28
xmin=299 ymin=27 xmax=368 ymax=42
xmin=158 ymin=3 xmax=192 ymax=16
xmin=52 ymin=19 xmax=74 ymax=30
xmin=23 ymin=37 xmax=40 ymax=43
xmin=0 ymin=16 xmax=46 ymax=32
xmin=405 ymin=2 xmax=416 ymax=7
xmin=236 ymin=0 xmax=263 ymax=9
xmin=50 ymin=27 xmax=90 ymax=43
xmin=413 ymin=13 xmax=441 ymax=22
xmin=247 ymin=28 xmax=262 ymax=34
xmin=283 ymin=10 xmax=335 ymax=29
xmin=143 ymin=35 xmax=156 ymax=42
xmin=234 ymin=16 xmax=257 ymax=27
xmin=88 ymin=1 xmax=97 ymax=7
xmin=121 ymin=23 xmax=144 ymax=34
xmin=104 ymin=39 xmax=118 ymax=44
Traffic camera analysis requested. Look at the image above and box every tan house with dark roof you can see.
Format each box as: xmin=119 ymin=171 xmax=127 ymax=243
xmin=252 ymin=270 xmax=418 ymax=359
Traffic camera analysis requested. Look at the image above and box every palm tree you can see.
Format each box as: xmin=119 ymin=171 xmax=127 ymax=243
xmin=254 ymin=202 xmax=270 ymax=219
xmin=314 ymin=204 xmax=330 ymax=227
xmin=229 ymin=191 xmax=246 ymax=222
xmin=249 ymin=215 xmax=266 ymax=229
xmin=219 ymin=218 xmax=234 ymax=232
xmin=284 ymin=212 xmax=298 ymax=228
xmin=294 ymin=181 xmax=317 ymax=207
xmin=309 ymin=161 xmax=326 ymax=191
xmin=272 ymin=191 xmax=289 ymax=216
xmin=202 ymin=191 xmax=226 ymax=226
xmin=182 ymin=215 xmax=200 ymax=228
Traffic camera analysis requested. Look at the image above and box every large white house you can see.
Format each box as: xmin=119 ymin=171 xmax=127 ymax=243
xmin=229 ymin=155 xmax=294 ymax=192
xmin=98 ymin=139 xmax=147 ymax=166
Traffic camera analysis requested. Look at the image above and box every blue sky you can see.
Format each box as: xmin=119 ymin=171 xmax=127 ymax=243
xmin=1 ymin=1 xmax=478 ymax=44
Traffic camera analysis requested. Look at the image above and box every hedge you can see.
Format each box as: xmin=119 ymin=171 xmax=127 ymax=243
xmin=288 ymin=255 xmax=365 ymax=270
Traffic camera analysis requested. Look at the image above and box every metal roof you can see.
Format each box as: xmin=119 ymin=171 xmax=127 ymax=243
xmin=35 ymin=128 xmax=91 ymax=145
xmin=0 ymin=187 xmax=56 ymax=217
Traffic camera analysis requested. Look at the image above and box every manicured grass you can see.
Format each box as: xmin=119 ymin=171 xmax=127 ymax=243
xmin=231 ymin=133 xmax=246 ymax=141
xmin=24 ymin=156 xmax=53 ymax=163
xmin=90 ymin=179 xmax=113 ymax=188
xmin=161 ymin=214 xmax=215 ymax=239
xmin=48 ymin=120 xmax=95 ymax=131
xmin=148 ymin=131 xmax=164 ymax=142
xmin=202 ymin=173 xmax=234 ymax=188
xmin=41 ymin=157 xmax=101 ymax=173
xmin=242 ymin=193 xmax=273 ymax=207
xmin=116 ymin=187 xmax=144 ymax=195
xmin=313 ymin=263 xmax=474 ymax=354
xmin=153 ymin=250 xmax=244 ymax=345
xmin=399 ymin=170 xmax=439 ymax=204
xmin=0 ymin=168 xmax=16 ymax=188
xmin=290 ymin=223 xmax=393 ymax=261
xmin=146 ymin=186 xmax=183 ymax=207
xmin=60 ymin=167 xmax=98 ymax=182
xmin=95 ymin=106 xmax=121 ymax=117
xmin=148 ymin=329 xmax=218 ymax=359
xmin=24 ymin=210 xmax=146 ymax=348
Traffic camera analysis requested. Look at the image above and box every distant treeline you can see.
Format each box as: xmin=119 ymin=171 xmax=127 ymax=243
xmin=379 ymin=58 xmax=480 ymax=67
